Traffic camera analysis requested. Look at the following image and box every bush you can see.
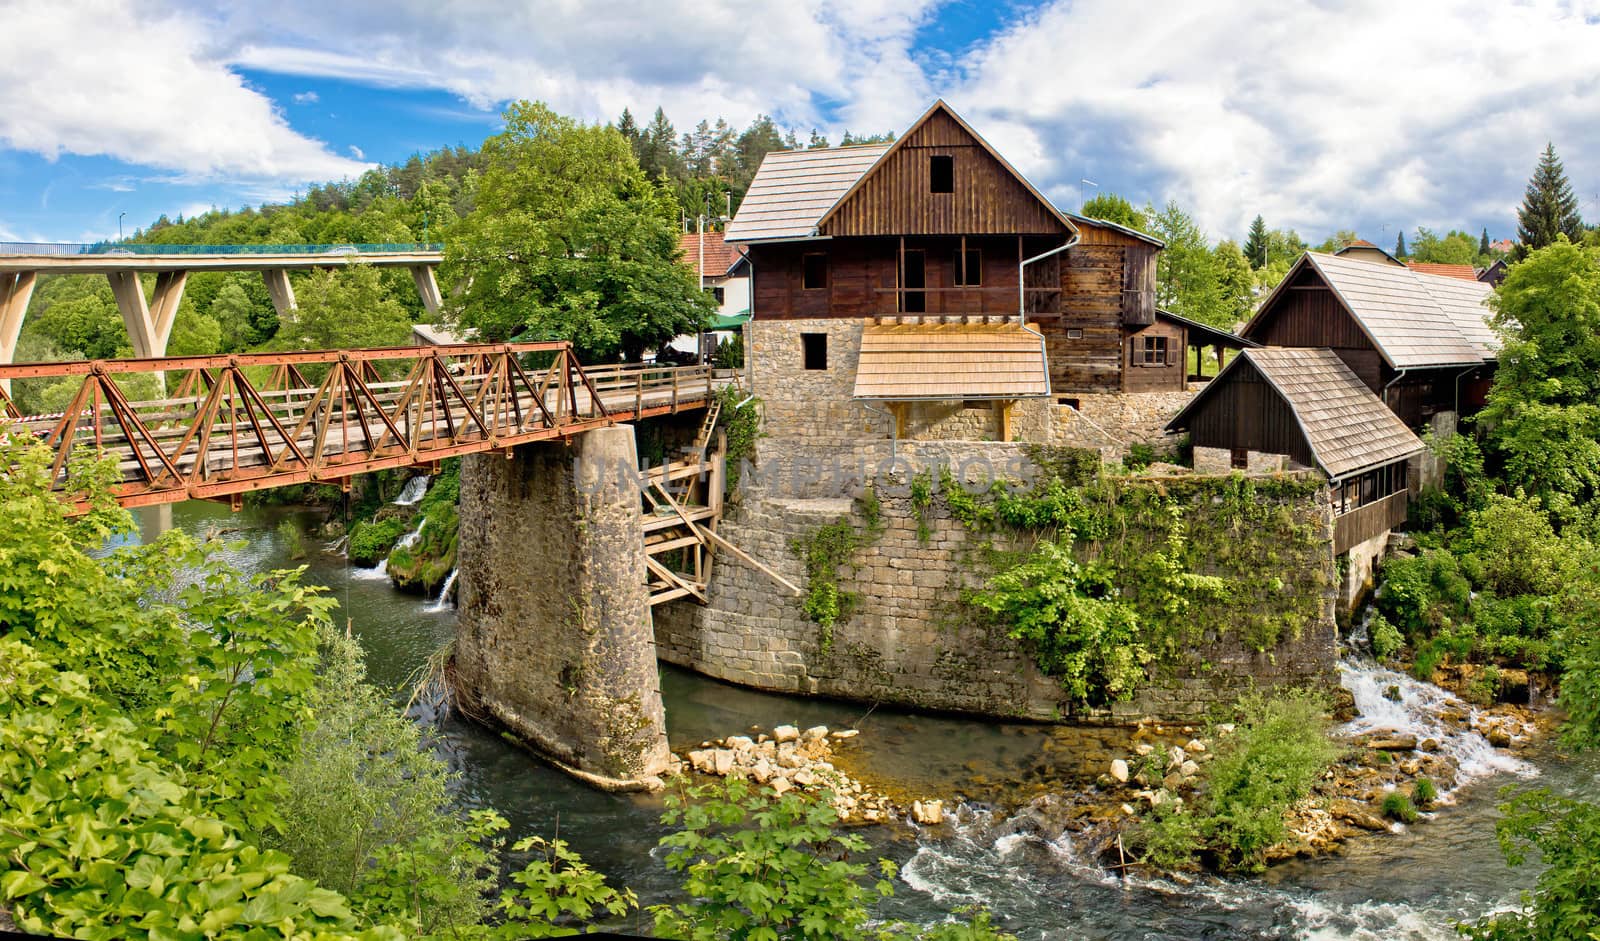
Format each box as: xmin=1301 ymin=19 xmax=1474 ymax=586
xmin=1381 ymin=791 xmax=1419 ymax=824
xmin=349 ymin=516 xmax=408 ymax=566
xmin=1136 ymin=689 xmax=1339 ymax=872
xmin=1412 ymin=778 xmax=1437 ymax=806
xmin=1369 ymin=613 xmax=1403 ymax=662
xmin=1377 ymin=549 xmax=1471 ymax=638
xmin=277 ymin=518 xmax=307 ymax=560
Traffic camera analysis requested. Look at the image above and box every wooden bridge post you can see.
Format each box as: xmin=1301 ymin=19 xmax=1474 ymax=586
xmin=453 ymin=425 xmax=672 ymax=790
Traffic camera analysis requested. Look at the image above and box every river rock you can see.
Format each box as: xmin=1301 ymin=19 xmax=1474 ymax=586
xmin=1329 ymin=799 xmax=1390 ymax=832
xmin=1487 ymin=727 xmax=1512 ymax=748
xmin=688 ymin=749 xmax=713 ymax=773
xmin=771 ymin=777 xmax=793 ymax=796
xmin=773 ymin=725 xmax=800 ymax=744
xmin=1110 ymin=759 xmax=1130 ymax=783
xmin=1134 ymin=743 xmax=1154 ymax=756
xmin=831 ymin=729 xmax=860 ymax=740
xmin=1364 ymin=733 xmax=1418 ymax=752
xmin=726 ymin=735 xmax=754 ymax=752
xmin=1168 ymin=746 xmax=1187 ymax=767
xmin=1163 ymin=772 xmax=1185 ymax=791
xmin=1185 ymin=739 xmax=1206 ymax=754
xmin=713 ymin=749 xmax=735 ymax=776
xmin=750 ymin=758 xmax=776 ymax=784
xmin=802 ymin=725 xmax=829 ymax=742
xmin=911 ymin=800 xmax=944 ymax=825
xmin=1180 ymin=760 xmax=1200 ymax=779
xmin=1418 ymin=737 xmax=1440 ymax=753
xmin=777 ymin=744 xmax=804 ymax=769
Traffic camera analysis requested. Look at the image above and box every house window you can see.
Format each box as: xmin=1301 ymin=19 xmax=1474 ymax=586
xmin=929 ymin=155 xmax=954 ymax=193
xmin=711 ymin=286 xmax=725 ymax=305
xmin=801 ymin=332 xmax=828 ymax=370
xmin=1230 ymin=448 xmax=1249 ymax=470
xmin=1066 ymin=328 xmax=1084 ymax=340
xmin=955 ymin=248 xmax=982 ymax=286
xmin=803 ymin=253 xmax=828 ymax=290
xmin=1137 ymin=335 xmax=1169 ymax=366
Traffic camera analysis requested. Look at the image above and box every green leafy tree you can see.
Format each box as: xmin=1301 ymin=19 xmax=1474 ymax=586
xmin=271 ymin=263 xmax=413 ymax=351
xmin=1212 ymin=239 xmax=1256 ymax=326
xmin=1394 ymin=230 xmax=1407 ymax=259
xmin=1409 ymin=227 xmax=1479 ymax=265
xmin=1149 ymin=200 xmax=1229 ymax=326
xmin=1080 ymin=193 xmax=1148 ymax=232
xmin=1480 ymin=239 xmax=1600 ymax=523
xmin=1515 ymin=143 xmax=1584 ymax=258
xmin=208 ymin=278 xmax=260 ymax=351
xmin=448 ymin=100 xmax=713 ymax=361
xmin=1243 ymin=215 xmax=1269 ymax=268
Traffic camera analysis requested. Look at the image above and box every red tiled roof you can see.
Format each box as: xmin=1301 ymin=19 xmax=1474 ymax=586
xmin=1346 ymin=239 xmax=1378 ymax=248
xmin=678 ymin=230 xmax=740 ymax=278
xmin=1406 ymin=262 xmax=1479 ymax=281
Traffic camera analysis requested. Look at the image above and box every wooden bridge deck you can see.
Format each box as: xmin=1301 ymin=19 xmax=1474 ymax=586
xmin=0 ymin=342 xmax=733 ymax=509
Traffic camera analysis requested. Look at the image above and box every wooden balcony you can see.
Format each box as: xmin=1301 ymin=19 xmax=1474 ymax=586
xmin=1334 ymin=490 xmax=1409 ymax=555
xmin=872 ymin=286 xmax=1062 ymax=318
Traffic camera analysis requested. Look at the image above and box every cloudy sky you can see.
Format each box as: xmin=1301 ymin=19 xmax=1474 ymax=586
xmin=2 ymin=0 xmax=1598 ymax=245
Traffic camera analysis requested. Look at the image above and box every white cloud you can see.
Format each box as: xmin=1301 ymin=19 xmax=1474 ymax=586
xmin=0 ymin=0 xmax=371 ymax=184
xmin=947 ymin=0 xmax=1600 ymax=240
xmin=348 ymin=144 xmax=365 ymax=160
xmin=292 ymin=90 xmax=320 ymax=104
xmin=208 ymin=0 xmax=941 ymax=134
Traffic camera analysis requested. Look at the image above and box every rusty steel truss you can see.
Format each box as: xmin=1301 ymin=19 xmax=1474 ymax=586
xmin=0 ymin=342 xmax=729 ymax=510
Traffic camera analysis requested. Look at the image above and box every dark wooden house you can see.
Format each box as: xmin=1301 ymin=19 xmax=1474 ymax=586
xmin=724 ymin=100 xmax=1230 ymax=406
xmin=1240 ymin=252 xmax=1497 ymax=428
xmin=1166 ymin=348 xmax=1424 ymax=554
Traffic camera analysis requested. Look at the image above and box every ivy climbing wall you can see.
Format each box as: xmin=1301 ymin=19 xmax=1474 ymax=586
xmin=654 ymin=446 xmax=1340 ymax=722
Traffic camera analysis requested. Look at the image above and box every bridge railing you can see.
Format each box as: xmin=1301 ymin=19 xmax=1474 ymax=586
xmin=0 ymin=342 xmax=725 ymax=509
xmin=0 ymin=241 xmax=444 ymax=257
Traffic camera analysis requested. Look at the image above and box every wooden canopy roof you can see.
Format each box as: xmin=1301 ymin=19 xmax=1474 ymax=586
xmin=726 ymin=100 xmax=1076 ymax=243
xmin=1167 ymin=347 xmax=1423 ymax=480
xmin=852 ymin=323 xmax=1050 ymax=401
xmin=1245 ymin=252 xmax=1496 ymax=369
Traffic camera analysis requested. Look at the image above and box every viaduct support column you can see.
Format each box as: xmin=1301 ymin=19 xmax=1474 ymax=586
xmin=0 ymin=271 xmax=37 ymax=395
xmin=454 ymin=426 xmax=671 ymax=790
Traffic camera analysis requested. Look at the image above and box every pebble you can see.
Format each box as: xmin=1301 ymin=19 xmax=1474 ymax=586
xmin=1110 ymin=759 xmax=1130 ymax=783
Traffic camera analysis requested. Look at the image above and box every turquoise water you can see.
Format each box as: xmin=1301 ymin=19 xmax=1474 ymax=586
xmin=133 ymin=501 xmax=1598 ymax=939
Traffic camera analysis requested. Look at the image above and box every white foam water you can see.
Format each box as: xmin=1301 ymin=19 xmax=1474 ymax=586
xmin=394 ymin=475 xmax=430 ymax=506
xmin=395 ymin=519 xmax=426 ymax=550
xmin=426 ymin=569 xmax=458 ymax=612
xmin=352 ymin=558 xmax=388 ymax=580
xmin=1339 ymin=658 xmax=1536 ymax=790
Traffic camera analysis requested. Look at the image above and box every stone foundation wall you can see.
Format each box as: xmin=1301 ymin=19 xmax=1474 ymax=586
xmin=1193 ymin=445 xmax=1303 ymax=475
xmin=1339 ymin=529 xmax=1390 ymax=620
xmin=657 ymin=449 xmax=1340 ymax=722
xmin=1052 ymin=389 xmax=1199 ymax=455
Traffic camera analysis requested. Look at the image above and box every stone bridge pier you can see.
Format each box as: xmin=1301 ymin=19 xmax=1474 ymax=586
xmin=453 ymin=425 xmax=672 ymax=790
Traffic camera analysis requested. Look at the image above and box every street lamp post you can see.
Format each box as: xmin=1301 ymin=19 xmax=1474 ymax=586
xmin=118 ymin=212 xmax=126 ymax=241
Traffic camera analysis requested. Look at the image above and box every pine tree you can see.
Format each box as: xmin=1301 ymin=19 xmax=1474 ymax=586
xmin=1480 ymin=227 xmax=1491 ymax=257
xmin=1243 ymin=215 xmax=1268 ymax=269
xmin=1516 ymin=142 xmax=1584 ymax=258
xmin=1395 ymin=231 xmax=1407 ymax=259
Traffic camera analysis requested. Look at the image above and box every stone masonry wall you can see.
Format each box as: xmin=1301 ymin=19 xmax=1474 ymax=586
xmin=656 ymin=450 xmax=1340 ymax=723
xmin=1193 ymin=445 xmax=1302 ymax=475
xmin=1052 ymin=389 xmax=1199 ymax=455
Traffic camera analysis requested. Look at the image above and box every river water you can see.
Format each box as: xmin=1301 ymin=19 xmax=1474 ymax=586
xmin=132 ymin=500 xmax=1600 ymax=940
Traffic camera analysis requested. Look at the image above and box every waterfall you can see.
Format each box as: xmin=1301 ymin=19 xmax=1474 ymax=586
xmin=352 ymin=557 xmax=389 ymax=580
xmin=394 ymin=475 xmax=430 ymax=506
xmin=1338 ymin=658 xmax=1535 ymax=791
xmin=396 ymin=519 xmax=426 ymax=550
xmin=426 ymin=569 xmax=458 ymax=612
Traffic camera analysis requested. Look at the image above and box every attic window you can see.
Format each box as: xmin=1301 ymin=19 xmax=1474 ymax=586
xmin=929 ymin=155 xmax=954 ymax=193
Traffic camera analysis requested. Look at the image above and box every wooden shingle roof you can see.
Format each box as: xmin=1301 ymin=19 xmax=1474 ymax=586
xmin=1405 ymin=262 xmax=1479 ymax=281
xmin=852 ymin=323 xmax=1050 ymax=401
xmin=1249 ymin=252 xmax=1494 ymax=369
xmin=724 ymin=144 xmax=890 ymax=242
xmin=1170 ymin=348 xmax=1423 ymax=479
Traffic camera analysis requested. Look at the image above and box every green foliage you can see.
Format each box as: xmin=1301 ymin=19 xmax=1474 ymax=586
xmin=489 ymin=833 xmax=638 ymax=938
xmin=268 ymin=627 xmax=497 ymax=934
xmin=1124 ymin=442 xmax=1157 ymax=472
xmin=386 ymin=466 xmax=461 ymax=594
xmin=1137 ymin=689 xmax=1339 ymax=873
xmin=1557 ymin=631 xmax=1600 ymax=751
xmin=1412 ymin=778 xmax=1437 ymax=806
xmin=1481 ymin=239 xmax=1600 ymax=525
xmin=1149 ymin=200 xmax=1231 ymax=328
xmin=1380 ymin=791 xmax=1419 ymax=824
xmin=712 ymin=332 xmax=745 ymax=369
xmin=652 ymin=778 xmax=892 ymax=940
xmin=651 ymin=778 xmax=1013 ymax=941
xmin=1408 ymin=227 xmax=1482 ymax=266
xmin=272 ymin=264 xmax=415 ymax=352
xmin=911 ymin=470 xmax=934 ymax=543
xmin=1460 ymin=789 xmax=1600 ymax=940
xmin=278 ymin=518 xmax=308 ymax=560
xmin=1243 ymin=215 xmax=1269 ymax=269
xmin=792 ymin=518 xmax=872 ymax=653
xmin=1079 ymin=193 xmax=1148 ymax=232
xmin=718 ymin=386 xmax=763 ymax=494
xmin=969 ymin=541 xmax=1150 ymax=705
xmin=349 ymin=516 xmax=409 ymax=566
xmin=1375 ymin=549 xmax=1471 ymax=637
xmin=449 ymin=100 xmax=713 ymax=361
xmin=1369 ymin=614 xmax=1404 ymax=662
xmin=1211 ymin=240 xmax=1256 ymax=326
xmin=1514 ymin=142 xmax=1585 ymax=258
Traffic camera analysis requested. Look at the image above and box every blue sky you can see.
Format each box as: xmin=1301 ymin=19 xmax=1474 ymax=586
xmin=3 ymin=0 xmax=1598 ymax=245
